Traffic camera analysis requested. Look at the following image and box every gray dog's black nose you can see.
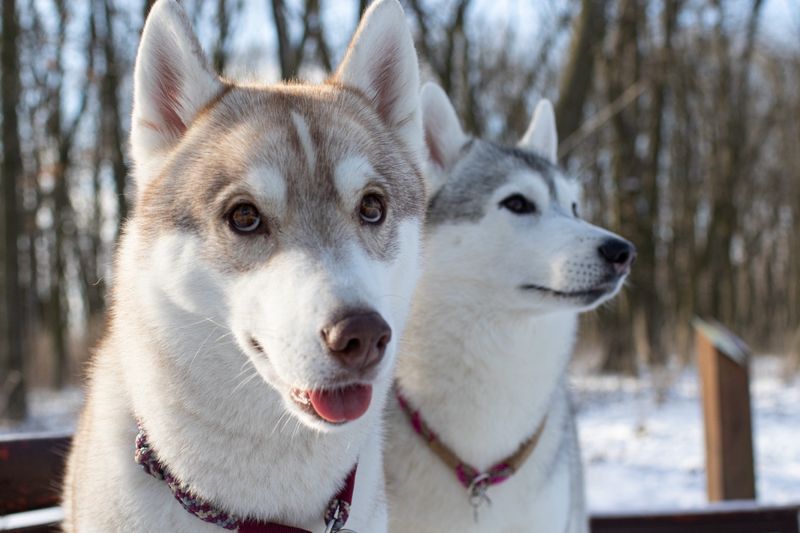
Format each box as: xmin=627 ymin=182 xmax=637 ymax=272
xmin=598 ymin=239 xmax=636 ymax=274
xmin=321 ymin=311 xmax=392 ymax=371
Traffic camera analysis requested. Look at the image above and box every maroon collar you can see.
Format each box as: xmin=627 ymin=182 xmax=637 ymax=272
xmin=135 ymin=420 xmax=357 ymax=532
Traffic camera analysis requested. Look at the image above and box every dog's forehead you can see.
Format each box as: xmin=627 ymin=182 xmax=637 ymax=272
xmin=206 ymin=86 xmax=383 ymax=170
xmin=554 ymin=173 xmax=581 ymax=203
xmin=152 ymin=85 xmax=412 ymax=193
xmin=136 ymin=83 xmax=424 ymax=261
xmin=426 ymin=140 xmax=565 ymax=226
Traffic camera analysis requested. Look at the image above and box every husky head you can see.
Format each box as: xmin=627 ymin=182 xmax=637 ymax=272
xmin=420 ymin=83 xmax=634 ymax=314
xmin=124 ymin=0 xmax=424 ymax=431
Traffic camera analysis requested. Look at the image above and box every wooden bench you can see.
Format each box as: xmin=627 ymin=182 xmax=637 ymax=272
xmin=1 ymin=433 xmax=69 ymax=533
xmin=2 ymin=433 xmax=798 ymax=532
xmin=591 ymin=503 xmax=800 ymax=533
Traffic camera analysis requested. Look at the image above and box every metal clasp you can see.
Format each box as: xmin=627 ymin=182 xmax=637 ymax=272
xmin=466 ymin=473 xmax=492 ymax=522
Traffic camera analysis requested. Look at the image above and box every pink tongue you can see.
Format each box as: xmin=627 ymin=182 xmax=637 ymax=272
xmin=309 ymin=385 xmax=373 ymax=423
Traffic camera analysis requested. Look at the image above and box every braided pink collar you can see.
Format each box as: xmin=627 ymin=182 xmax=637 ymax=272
xmin=134 ymin=420 xmax=357 ymax=533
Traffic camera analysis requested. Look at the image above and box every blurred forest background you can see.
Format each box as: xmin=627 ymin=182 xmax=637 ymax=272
xmin=0 ymin=0 xmax=798 ymax=421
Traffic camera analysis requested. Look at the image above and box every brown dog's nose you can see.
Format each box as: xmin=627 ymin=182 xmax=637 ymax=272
xmin=321 ymin=311 xmax=392 ymax=370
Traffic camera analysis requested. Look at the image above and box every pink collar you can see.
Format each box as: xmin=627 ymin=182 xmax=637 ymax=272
xmin=134 ymin=420 xmax=357 ymax=533
xmin=395 ymin=388 xmax=547 ymax=516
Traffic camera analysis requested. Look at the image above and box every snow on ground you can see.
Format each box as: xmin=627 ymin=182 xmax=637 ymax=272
xmin=2 ymin=357 xmax=798 ymax=512
xmin=573 ymin=356 xmax=800 ymax=511
xmin=0 ymin=387 xmax=82 ymax=435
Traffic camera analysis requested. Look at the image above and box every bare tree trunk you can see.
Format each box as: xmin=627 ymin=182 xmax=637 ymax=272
xmin=460 ymin=28 xmax=480 ymax=136
xmin=23 ymin=132 xmax=43 ymax=374
xmin=637 ymin=0 xmax=680 ymax=370
xmin=101 ymin=0 xmax=129 ymax=229
xmin=793 ymin=161 xmax=800 ymax=339
xmin=306 ymin=0 xmax=332 ymax=72
xmin=405 ymin=0 xmax=472 ymax=96
xmin=271 ymin=0 xmax=297 ymax=79
xmin=46 ymin=0 xmax=94 ymax=388
xmin=555 ymin=0 xmax=607 ymax=148
xmin=704 ymin=0 xmax=764 ymax=327
xmin=599 ymin=0 xmax=642 ymax=375
xmin=50 ymin=146 xmax=70 ymax=389
xmin=80 ymin=137 xmax=106 ymax=320
xmin=213 ymin=0 xmax=229 ymax=74
xmin=499 ymin=14 xmax=570 ymax=138
xmin=1 ymin=0 xmax=27 ymax=420
xmin=83 ymin=3 xmax=104 ymax=320
xmin=670 ymin=57 xmax=699 ymax=363
xmin=269 ymin=0 xmax=329 ymax=79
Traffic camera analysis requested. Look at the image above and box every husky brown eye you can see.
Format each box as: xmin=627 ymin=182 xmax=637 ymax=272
xmin=359 ymin=194 xmax=385 ymax=224
xmin=228 ymin=203 xmax=264 ymax=234
xmin=500 ymin=194 xmax=536 ymax=215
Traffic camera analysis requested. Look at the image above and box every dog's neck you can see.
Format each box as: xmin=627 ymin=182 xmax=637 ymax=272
xmin=395 ymin=276 xmax=577 ymax=470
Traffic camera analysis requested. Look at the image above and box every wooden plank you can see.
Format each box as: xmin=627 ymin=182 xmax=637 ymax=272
xmin=0 ymin=433 xmax=71 ymax=515
xmin=0 ymin=507 xmax=63 ymax=533
xmin=694 ymin=318 xmax=756 ymax=501
xmin=591 ymin=502 xmax=800 ymax=533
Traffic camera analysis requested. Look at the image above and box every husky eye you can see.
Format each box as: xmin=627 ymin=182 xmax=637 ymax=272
xmin=359 ymin=194 xmax=385 ymax=225
xmin=228 ymin=203 xmax=264 ymax=234
xmin=500 ymin=194 xmax=536 ymax=215
xmin=572 ymin=202 xmax=579 ymax=217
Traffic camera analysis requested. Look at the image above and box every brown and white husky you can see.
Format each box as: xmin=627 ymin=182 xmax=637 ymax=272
xmin=62 ymin=1 xmax=425 ymax=531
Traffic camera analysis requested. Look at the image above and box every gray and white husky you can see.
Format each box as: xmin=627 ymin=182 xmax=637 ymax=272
xmin=63 ymin=1 xmax=425 ymax=531
xmin=384 ymin=83 xmax=635 ymax=532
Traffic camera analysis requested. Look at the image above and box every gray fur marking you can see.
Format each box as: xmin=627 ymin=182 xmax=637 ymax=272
xmin=426 ymin=140 xmax=563 ymax=226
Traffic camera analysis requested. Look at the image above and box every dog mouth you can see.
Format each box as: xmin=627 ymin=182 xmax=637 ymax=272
xmin=290 ymin=384 xmax=373 ymax=424
xmin=245 ymin=335 xmax=375 ymax=424
xmin=520 ymin=280 xmax=619 ymax=301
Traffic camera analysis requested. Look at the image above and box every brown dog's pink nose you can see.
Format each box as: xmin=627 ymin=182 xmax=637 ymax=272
xmin=321 ymin=312 xmax=392 ymax=371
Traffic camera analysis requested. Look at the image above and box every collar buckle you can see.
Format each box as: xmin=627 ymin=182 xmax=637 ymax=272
xmin=467 ymin=473 xmax=492 ymax=522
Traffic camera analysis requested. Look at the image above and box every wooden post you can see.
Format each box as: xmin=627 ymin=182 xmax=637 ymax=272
xmin=694 ymin=318 xmax=756 ymax=502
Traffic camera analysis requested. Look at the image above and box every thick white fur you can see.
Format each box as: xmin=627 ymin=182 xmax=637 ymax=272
xmin=64 ymin=1 xmax=423 ymax=532
xmin=384 ymin=93 xmax=627 ymax=532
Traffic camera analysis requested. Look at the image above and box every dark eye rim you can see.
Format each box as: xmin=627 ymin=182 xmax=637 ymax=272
xmin=359 ymin=193 xmax=387 ymax=225
xmin=226 ymin=203 xmax=267 ymax=235
xmin=499 ymin=194 xmax=537 ymax=215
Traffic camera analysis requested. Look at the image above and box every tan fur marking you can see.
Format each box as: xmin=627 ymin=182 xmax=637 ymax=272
xmin=134 ymin=79 xmax=424 ymax=272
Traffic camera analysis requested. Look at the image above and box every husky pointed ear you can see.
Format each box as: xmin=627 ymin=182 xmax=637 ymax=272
xmin=421 ymin=83 xmax=467 ymax=170
xmin=519 ymin=99 xmax=558 ymax=164
xmin=131 ymin=0 xmax=223 ymax=194
xmin=420 ymin=82 xmax=467 ymax=192
xmin=334 ymin=0 xmax=422 ymax=159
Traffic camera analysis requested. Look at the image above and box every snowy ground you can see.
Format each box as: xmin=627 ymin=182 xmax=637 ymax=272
xmin=0 ymin=387 xmax=82 ymax=436
xmin=573 ymin=356 xmax=800 ymax=511
xmin=2 ymin=357 xmax=798 ymax=512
